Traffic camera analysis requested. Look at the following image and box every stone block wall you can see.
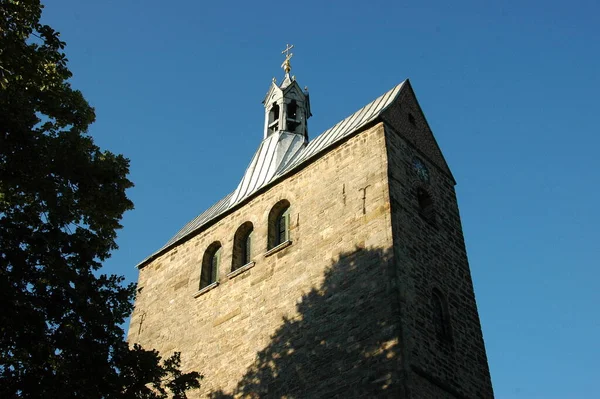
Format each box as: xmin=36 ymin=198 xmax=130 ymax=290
xmin=383 ymin=87 xmax=494 ymax=398
xmin=129 ymin=89 xmax=495 ymax=397
xmin=128 ymin=123 xmax=405 ymax=397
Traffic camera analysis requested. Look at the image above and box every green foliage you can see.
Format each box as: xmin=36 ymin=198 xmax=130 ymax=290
xmin=0 ymin=1 xmax=201 ymax=397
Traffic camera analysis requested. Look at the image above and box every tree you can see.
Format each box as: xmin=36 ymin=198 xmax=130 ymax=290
xmin=0 ymin=1 xmax=201 ymax=397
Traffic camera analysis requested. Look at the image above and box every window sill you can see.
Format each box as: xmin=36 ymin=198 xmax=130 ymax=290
xmin=227 ymin=261 xmax=255 ymax=279
xmin=193 ymin=281 xmax=219 ymax=298
xmin=264 ymin=240 xmax=292 ymax=257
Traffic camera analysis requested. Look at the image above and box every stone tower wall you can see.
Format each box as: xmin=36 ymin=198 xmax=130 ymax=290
xmin=384 ymin=88 xmax=494 ymax=398
xmin=128 ymin=86 xmax=495 ymax=398
xmin=128 ymin=123 xmax=405 ymax=397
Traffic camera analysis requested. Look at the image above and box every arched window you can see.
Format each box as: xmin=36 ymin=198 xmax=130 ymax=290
xmin=287 ymin=100 xmax=298 ymax=119
xmin=200 ymin=242 xmax=221 ymax=289
xmin=286 ymin=100 xmax=299 ymax=132
xmin=268 ymin=102 xmax=280 ymax=135
xmin=270 ymin=102 xmax=280 ymax=122
xmin=268 ymin=200 xmax=291 ymax=249
xmin=417 ymin=188 xmax=435 ymax=224
xmin=432 ymin=289 xmax=452 ymax=342
xmin=232 ymin=222 xmax=253 ymax=271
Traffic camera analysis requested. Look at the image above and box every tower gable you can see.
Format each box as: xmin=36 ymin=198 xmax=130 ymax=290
xmin=262 ymin=81 xmax=305 ymax=104
xmin=381 ymin=80 xmax=454 ymax=183
xmin=263 ymin=82 xmax=281 ymax=107
xmin=281 ymin=81 xmax=303 ymax=100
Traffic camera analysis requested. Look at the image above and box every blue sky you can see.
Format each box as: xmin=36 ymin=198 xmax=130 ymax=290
xmin=43 ymin=1 xmax=599 ymax=397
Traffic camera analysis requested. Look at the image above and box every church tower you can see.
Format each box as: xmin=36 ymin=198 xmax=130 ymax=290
xmin=128 ymin=47 xmax=494 ymax=398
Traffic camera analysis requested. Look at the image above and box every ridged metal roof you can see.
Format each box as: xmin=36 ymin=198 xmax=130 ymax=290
xmin=138 ymin=80 xmax=406 ymax=267
xmin=228 ymin=131 xmax=306 ymax=205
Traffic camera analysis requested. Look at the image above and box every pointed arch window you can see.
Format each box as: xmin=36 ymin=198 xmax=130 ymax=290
xmin=432 ymin=289 xmax=452 ymax=342
xmin=232 ymin=222 xmax=254 ymax=271
xmin=268 ymin=200 xmax=291 ymax=249
xmin=200 ymin=242 xmax=221 ymax=289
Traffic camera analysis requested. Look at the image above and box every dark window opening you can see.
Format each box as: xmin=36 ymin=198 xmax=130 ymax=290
xmin=200 ymin=242 xmax=221 ymax=289
xmin=432 ymin=289 xmax=452 ymax=342
xmin=417 ymin=188 xmax=435 ymax=224
xmin=286 ymin=101 xmax=300 ymax=132
xmin=270 ymin=103 xmax=280 ymax=121
xmin=268 ymin=102 xmax=280 ymax=135
xmin=287 ymin=100 xmax=298 ymax=120
xmin=232 ymin=222 xmax=253 ymax=271
xmin=268 ymin=200 xmax=291 ymax=249
xmin=408 ymin=112 xmax=416 ymax=126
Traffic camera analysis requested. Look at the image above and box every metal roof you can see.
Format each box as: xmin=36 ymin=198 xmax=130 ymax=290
xmin=137 ymin=80 xmax=406 ymax=267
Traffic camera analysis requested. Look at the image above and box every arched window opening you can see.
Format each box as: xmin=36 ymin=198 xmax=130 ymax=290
xmin=287 ymin=100 xmax=298 ymax=120
xmin=432 ymin=289 xmax=452 ymax=342
xmin=417 ymin=188 xmax=435 ymax=224
xmin=268 ymin=102 xmax=280 ymax=135
xmin=268 ymin=200 xmax=291 ymax=249
xmin=286 ymin=101 xmax=299 ymax=132
xmin=232 ymin=222 xmax=254 ymax=271
xmin=200 ymin=242 xmax=221 ymax=289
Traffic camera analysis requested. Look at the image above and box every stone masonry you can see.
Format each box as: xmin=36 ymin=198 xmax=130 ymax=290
xmin=382 ymin=85 xmax=494 ymax=398
xmin=128 ymin=82 xmax=494 ymax=398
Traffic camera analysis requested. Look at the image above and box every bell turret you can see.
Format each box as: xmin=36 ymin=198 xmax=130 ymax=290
xmin=262 ymin=44 xmax=312 ymax=141
xmin=228 ymin=45 xmax=312 ymax=206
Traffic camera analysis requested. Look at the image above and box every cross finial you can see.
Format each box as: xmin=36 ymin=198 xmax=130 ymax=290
xmin=282 ymin=43 xmax=294 ymax=58
xmin=281 ymin=43 xmax=294 ymax=74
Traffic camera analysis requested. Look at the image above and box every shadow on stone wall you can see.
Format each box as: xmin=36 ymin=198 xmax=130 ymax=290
xmin=210 ymin=247 xmax=403 ymax=398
